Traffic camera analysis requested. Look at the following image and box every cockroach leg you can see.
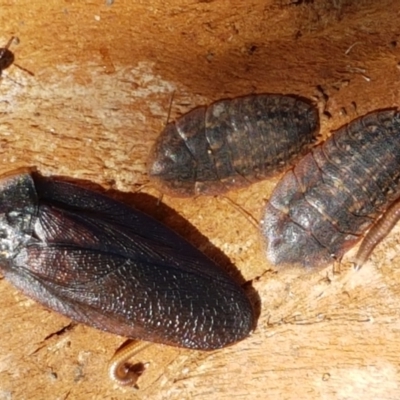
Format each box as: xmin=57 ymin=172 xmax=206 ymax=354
xmin=220 ymin=195 xmax=258 ymax=230
xmin=355 ymin=199 xmax=400 ymax=270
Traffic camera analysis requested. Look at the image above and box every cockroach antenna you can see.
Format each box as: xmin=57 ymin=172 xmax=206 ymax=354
xmin=0 ymin=36 xmax=34 ymax=81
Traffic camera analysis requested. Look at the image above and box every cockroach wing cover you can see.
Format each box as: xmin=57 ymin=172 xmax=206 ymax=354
xmin=0 ymin=171 xmax=254 ymax=351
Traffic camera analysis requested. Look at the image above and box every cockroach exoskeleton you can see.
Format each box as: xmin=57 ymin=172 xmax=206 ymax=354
xmin=261 ymin=109 xmax=400 ymax=269
xmin=148 ymin=94 xmax=319 ymax=197
xmin=0 ymin=170 xmax=255 ymax=386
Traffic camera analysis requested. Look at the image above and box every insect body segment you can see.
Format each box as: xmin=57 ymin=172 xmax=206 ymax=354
xmin=148 ymin=94 xmax=319 ymax=197
xmin=261 ymin=110 xmax=400 ymax=268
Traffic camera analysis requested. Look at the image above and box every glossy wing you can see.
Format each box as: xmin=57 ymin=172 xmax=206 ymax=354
xmin=8 ymin=177 xmax=254 ymax=349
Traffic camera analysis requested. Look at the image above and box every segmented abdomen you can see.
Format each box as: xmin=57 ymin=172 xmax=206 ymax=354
xmin=261 ymin=110 xmax=400 ymax=268
xmin=148 ymin=94 xmax=319 ymax=197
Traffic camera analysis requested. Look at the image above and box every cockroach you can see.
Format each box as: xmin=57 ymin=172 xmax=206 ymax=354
xmin=0 ymin=170 xmax=254 ymax=385
xmin=148 ymin=94 xmax=319 ymax=197
xmin=0 ymin=36 xmax=16 ymax=74
xmin=0 ymin=36 xmax=34 ymax=79
xmin=261 ymin=109 xmax=400 ymax=269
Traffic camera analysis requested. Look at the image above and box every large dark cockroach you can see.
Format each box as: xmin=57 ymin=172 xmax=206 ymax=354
xmin=261 ymin=109 xmax=400 ymax=269
xmin=0 ymin=171 xmax=254 ymax=385
xmin=148 ymin=94 xmax=319 ymax=197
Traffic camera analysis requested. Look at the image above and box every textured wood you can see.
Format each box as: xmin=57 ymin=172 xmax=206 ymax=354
xmin=1 ymin=1 xmax=400 ymax=399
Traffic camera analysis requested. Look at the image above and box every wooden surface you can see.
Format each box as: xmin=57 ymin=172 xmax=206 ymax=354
xmin=1 ymin=1 xmax=400 ymax=399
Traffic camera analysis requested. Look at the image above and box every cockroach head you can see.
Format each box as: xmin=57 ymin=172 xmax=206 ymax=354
xmin=147 ymin=123 xmax=196 ymax=183
xmin=0 ymin=172 xmax=37 ymax=258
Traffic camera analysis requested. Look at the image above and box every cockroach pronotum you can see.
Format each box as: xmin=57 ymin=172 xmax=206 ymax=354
xmin=148 ymin=94 xmax=319 ymax=197
xmin=261 ymin=109 xmax=400 ymax=269
xmin=0 ymin=170 xmax=254 ymax=385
